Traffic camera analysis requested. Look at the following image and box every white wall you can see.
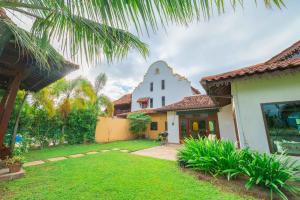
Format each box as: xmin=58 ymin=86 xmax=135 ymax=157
xmin=167 ymin=111 xmax=180 ymax=143
xmin=131 ymin=61 xmax=194 ymax=111
xmin=217 ymin=104 xmax=237 ymax=143
xmin=232 ymin=71 xmax=300 ymax=153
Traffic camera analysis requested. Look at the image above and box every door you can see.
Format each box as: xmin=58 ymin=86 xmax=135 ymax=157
xmin=179 ymin=118 xmax=189 ymax=143
xmin=206 ymin=114 xmax=220 ymax=139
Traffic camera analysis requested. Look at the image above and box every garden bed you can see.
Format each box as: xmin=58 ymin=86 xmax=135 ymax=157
xmin=182 ymin=168 xmax=289 ymax=200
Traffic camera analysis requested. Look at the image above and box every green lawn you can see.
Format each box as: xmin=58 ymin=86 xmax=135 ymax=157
xmin=0 ymin=151 xmax=255 ymax=200
xmin=24 ymin=140 xmax=159 ymax=162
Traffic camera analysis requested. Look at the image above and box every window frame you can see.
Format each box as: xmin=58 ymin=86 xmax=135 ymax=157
xmin=162 ymin=96 xmax=165 ymax=106
xmin=150 ymin=122 xmax=158 ymax=131
xmin=150 ymin=82 xmax=153 ymax=92
xmin=161 ymin=80 xmax=165 ymax=90
xmin=260 ymin=100 xmax=300 ymax=156
xmin=150 ymin=98 xmax=153 ymax=108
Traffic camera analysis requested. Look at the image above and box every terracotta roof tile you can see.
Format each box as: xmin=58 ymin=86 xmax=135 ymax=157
xmin=267 ymin=40 xmax=300 ymax=63
xmin=157 ymin=95 xmax=217 ymax=112
xmin=137 ymin=97 xmax=150 ymax=103
xmin=113 ymin=94 xmax=132 ymax=106
xmin=191 ymin=86 xmax=201 ymax=94
xmin=201 ymin=40 xmax=300 ymax=84
xmin=201 ymin=58 xmax=300 ymax=83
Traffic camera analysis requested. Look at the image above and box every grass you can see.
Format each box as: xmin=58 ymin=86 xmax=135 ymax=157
xmin=24 ymin=140 xmax=159 ymax=162
xmin=0 ymin=151 xmax=255 ymax=200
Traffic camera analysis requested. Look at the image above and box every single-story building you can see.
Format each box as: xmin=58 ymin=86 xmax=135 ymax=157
xmin=201 ymin=40 xmax=300 ymax=155
xmin=157 ymin=95 xmax=236 ymax=144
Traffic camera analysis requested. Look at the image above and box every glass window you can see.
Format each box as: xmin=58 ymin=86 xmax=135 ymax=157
xmin=150 ymin=122 xmax=158 ymax=130
xmin=150 ymin=98 xmax=153 ymax=108
xmin=262 ymin=101 xmax=300 ymax=155
xmin=162 ymin=96 xmax=165 ymax=106
xmin=150 ymin=82 xmax=153 ymax=92
xmin=161 ymin=80 xmax=165 ymax=90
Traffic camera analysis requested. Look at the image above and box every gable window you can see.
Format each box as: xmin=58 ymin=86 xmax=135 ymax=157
xmin=150 ymin=98 xmax=153 ymax=108
xmin=161 ymin=80 xmax=165 ymax=90
xmin=150 ymin=122 xmax=158 ymax=130
xmin=261 ymin=101 xmax=300 ymax=155
xmin=162 ymin=96 xmax=165 ymax=106
xmin=150 ymin=82 xmax=153 ymax=92
xmin=155 ymin=68 xmax=160 ymax=74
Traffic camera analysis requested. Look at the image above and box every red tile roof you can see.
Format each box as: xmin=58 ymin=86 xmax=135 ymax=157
xmin=201 ymin=58 xmax=300 ymax=83
xmin=201 ymin=40 xmax=300 ymax=83
xmin=116 ymin=109 xmax=157 ymax=117
xmin=113 ymin=94 xmax=132 ymax=106
xmin=191 ymin=86 xmax=201 ymax=94
xmin=157 ymin=95 xmax=217 ymax=112
xmin=267 ymin=40 xmax=300 ymax=63
xmin=137 ymin=97 xmax=150 ymax=103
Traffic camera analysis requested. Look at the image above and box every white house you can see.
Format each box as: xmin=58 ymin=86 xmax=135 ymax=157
xmin=201 ymin=40 xmax=300 ymax=156
xmin=131 ymin=60 xmax=200 ymax=111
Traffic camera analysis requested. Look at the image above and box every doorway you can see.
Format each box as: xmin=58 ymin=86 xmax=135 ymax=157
xmin=179 ymin=113 xmax=220 ymax=143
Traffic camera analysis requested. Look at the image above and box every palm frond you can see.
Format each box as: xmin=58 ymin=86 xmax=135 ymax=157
xmin=0 ymin=0 xmax=286 ymax=64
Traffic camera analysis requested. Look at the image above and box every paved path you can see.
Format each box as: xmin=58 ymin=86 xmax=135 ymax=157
xmin=131 ymin=144 xmax=182 ymax=161
xmin=23 ymin=149 xmax=127 ymax=167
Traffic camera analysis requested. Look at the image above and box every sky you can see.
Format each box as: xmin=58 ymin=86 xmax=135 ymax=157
xmin=8 ymin=1 xmax=300 ymax=100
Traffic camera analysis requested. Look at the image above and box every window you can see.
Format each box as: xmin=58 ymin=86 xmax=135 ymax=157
xmin=162 ymin=96 xmax=165 ymax=106
xmin=155 ymin=68 xmax=160 ymax=74
xmin=262 ymin=101 xmax=300 ymax=155
xmin=161 ymin=80 xmax=165 ymax=90
xmin=140 ymin=102 xmax=148 ymax=109
xmin=150 ymin=82 xmax=153 ymax=92
xmin=150 ymin=122 xmax=158 ymax=130
xmin=150 ymin=98 xmax=153 ymax=108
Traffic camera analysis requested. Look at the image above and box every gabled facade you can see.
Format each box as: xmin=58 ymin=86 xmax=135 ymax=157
xmin=131 ymin=60 xmax=199 ymax=111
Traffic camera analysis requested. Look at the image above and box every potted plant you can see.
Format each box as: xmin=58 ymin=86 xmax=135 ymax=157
xmin=4 ymin=156 xmax=24 ymax=173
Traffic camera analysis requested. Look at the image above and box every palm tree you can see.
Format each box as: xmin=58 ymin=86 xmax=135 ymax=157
xmin=0 ymin=0 xmax=285 ymax=66
xmin=93 ymin=73 xmax=114 ymax=117
xmin=50 ymin=77 xmax=96 ymax=143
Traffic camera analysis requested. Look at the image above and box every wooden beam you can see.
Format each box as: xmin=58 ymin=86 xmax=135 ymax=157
xmin=0 ymin=72 xmax=22 ymax=147
xmin=0 ymin=68 xmax=19 ymax=76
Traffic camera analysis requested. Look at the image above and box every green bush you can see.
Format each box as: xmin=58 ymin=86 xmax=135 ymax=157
xmin=178 ymin=138 xmax=242 ymax=179
xmin=127 ymin=112 xmax=151 ymax=138
xmin=65 ymin=108 xmax=98 ymax=144
xmin=178 ymin=138 xmax=300 ymax=200
xmin=241 ymin=152 xmax=300 ymax=200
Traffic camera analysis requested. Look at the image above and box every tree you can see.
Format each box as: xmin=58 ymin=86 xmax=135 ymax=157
xmin=50 ymin=77 xmax=96 ymax=143
xmin=93 ymin=73 xmax=114 ymax=117
xmin=127 ymin=112 xmax=152 ymax=138
xmin=0 ymin=1 xmax=285 ymax=66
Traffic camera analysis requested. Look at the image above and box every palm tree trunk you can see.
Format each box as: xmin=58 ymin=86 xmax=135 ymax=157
xmin=10 ymin=92 xmax=28 ymax=152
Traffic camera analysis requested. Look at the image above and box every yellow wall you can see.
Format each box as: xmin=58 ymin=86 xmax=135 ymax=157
xmin=95 ymin=113 xmax=167 ymax=142
xmin=95 ymin=117 xmax=133 ymax=143
xmin=146 ymin=113 xmax=167 ymax=140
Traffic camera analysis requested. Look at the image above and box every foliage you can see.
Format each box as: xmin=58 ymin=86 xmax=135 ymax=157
xmin=0 ymin=1 xmax=284 ymax=65
xmin=178 ymin=138 xmax=242 ymax=179
xmin=127 ymin=112 xmax=152 ymax=137
xmin=241 ymin=152 xmax=300 ymax=200
xmin=4 ymin=156 xmax=24 ymax=166
xmin=65 ymin=108 xmax=98 ymax=144
xmin=178 ymin=138 xmax=300 ymax=200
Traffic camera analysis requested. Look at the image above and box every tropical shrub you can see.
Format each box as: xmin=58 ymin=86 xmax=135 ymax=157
xmin=241 ymin=152 xmax=300 ymax=200
xmin=178 ymin=138 xmax=242 ymax=179
xmin=127 ymin=112 xmax=152 ymax=138
xmin=65 ymin=108 xmax=98 ymax=144
xmin=178 ymin=137 xmax=300 ymax=200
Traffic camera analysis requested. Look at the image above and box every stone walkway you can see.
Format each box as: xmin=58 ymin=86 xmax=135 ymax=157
xmin=23 ymin=148 xmax=129 ymax=167
xmin=131 ymin=144 xmax=182 ymax=161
